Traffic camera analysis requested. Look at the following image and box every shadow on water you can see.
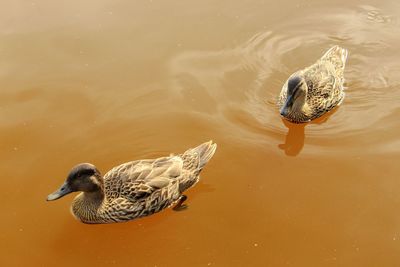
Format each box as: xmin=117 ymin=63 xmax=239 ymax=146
xmin=278 ymin=120 xmax=305 ymax=156
xmin=278 ymin=108 xmax=339 ymax=156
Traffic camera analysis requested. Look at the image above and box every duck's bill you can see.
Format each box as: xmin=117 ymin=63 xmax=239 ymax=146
xmin=280 ymin=95 xmax=293 ymax=116
xmin=47 ymin=182 xmax=73 ymax=201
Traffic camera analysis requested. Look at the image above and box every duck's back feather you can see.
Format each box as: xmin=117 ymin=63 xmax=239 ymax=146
xmin=103 ymin=156 xmax=183 ymax=201
xmin=102 ymin=141 xmax=217 ymax=202
xmin=319 ymin=45 xmax=348 ymax=77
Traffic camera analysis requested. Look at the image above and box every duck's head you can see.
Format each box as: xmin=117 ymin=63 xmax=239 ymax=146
xmin=280 ymin=76 xmax=308 ymax=117
xmin=47 ymin=163 xmax=102 ymax=201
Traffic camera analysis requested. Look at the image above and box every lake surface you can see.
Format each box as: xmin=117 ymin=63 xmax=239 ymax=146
xmin=2 ymin=0 xmax=400 ymax=266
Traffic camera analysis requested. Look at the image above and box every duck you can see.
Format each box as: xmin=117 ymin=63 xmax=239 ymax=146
xmin=278 ymin=45 xmax=348 ymax=123
xmin=47 ymin=141 xmax=217 ymax=224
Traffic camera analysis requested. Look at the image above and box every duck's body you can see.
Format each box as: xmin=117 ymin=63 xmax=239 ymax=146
xmin=47 ymin=141 xmax=217 ymax=224
xmin=278 ymin=46 xmax=348 ymax=123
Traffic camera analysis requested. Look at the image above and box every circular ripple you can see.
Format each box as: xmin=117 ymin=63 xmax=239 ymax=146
xmin=169 ymin=5 xmax=400 ymax=156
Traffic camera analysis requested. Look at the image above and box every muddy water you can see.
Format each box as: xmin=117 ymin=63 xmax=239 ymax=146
xmin=2 ymin=0 xmax=400 ymax=266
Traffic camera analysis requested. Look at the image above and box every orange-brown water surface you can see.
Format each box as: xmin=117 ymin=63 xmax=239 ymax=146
xmin=2 ymin=0 xmax=400 ymax=266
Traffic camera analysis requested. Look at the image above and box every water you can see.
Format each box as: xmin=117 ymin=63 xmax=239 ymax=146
xmin=2 ymin=0 xmax=400 ymax=266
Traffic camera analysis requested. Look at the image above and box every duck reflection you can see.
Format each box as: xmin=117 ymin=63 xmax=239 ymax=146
xmin=278 ymin=120 xmax=305 ymax=156
xmin=278 ymin=108 xmax=338 ymax=156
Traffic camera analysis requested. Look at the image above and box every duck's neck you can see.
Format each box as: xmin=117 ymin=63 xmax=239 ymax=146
xmin=83 ymin=190 xmax=104 ymax=202
xmin=71 ymin=190 xmax=105 ymax=224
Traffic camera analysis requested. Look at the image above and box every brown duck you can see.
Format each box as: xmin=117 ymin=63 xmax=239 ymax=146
xmin=278 ymin=45 xmax=348 ymax=123
xmin=47 ymin=141 xmax=217 ymax=224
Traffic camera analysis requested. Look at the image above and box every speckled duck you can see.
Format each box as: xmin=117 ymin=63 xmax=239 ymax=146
xmin=47 ymin=141 xmax=217 ymax=224
xmin=278 ymin=45 xmax=348 ymax=123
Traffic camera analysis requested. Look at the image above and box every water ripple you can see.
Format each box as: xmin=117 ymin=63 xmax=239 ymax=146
xmin=169 ymin=5 xmax=400 ymax=156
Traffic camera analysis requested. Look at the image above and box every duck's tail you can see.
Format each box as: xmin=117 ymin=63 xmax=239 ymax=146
xmin=182 ymin=141 xmax=217 ymax=170
xmin=320 ymin=45 xmax=348 ymax=75
xmin=190 ymin=141 xmax=217 ymax=169
xmin=178 ymin=141 xmax=217 ymax=192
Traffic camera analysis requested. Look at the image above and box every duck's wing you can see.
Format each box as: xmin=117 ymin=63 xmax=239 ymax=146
xmin=303 ymin=62 xmax=345 ymax=113
xmin=103 ymin=156 xmax=184 ymax=201
xmin=320 ymin=45 xmax=348 ymax=77
xmin=304 ymin=62 xmax=337 ymax=97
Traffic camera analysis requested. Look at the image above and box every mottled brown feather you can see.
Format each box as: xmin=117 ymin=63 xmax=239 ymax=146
xmin=278 ymin=46 xmax=348 ymax=123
